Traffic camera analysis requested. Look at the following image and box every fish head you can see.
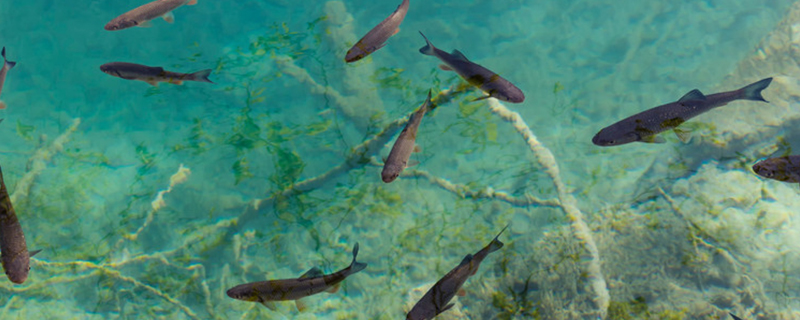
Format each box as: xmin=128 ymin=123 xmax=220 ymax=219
xmin=226 ymin=287 xmax=259 ymax=302
xmin=345 ymin=48 xmax=367 ymax=63
xmin=592 ymin=129 xmax=637 ymax=146
xmin=381 ymin=168 xmax=400 ymax=183
xmin=752 ymin=159 xmax=793 ymax=181
xmin=494 ymin=87 xmax=525 ymax=103
xmin=104 ymin=18 xmax=137 ymax=31
xmin=3 ymin=256 xmax=30 ymax=284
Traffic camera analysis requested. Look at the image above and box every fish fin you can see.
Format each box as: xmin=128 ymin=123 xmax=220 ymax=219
xmin=0 ymin=101 xmax=6 ymax=110
xmin=295 ymin=298 xmax=309 ymax=312
xmin=2 ymin=48 xmax=16 ymax=69
xmin=29 ymin=249 xmax=42 ymax=257
xmin=406 ymin=159 xmax=420 ymax=167
xmin=348 ymin=242 xmax=368 ymax=274
xmin=418 ymin=31 xmax=436 ymax=56
xmin=413 ymin=145 xmax=421 ymax=153
xmin=162 ymin=11 xmax=175 ymax=23
xmin=438 ymin=64 xmax=453 ymax=71
xmin=325 ymin=283 xmax=340 ymax=293
xmin=0 ymin=118 xmax=4 ymax=124
xmin=472 ymin=95 xmax=491 ymax=102
xmin=459 ymin=254 xmax=474 ymax=266
xmin=441 ymin=303 xmax=455 ymax=313
xmin=673 ymin=128 xmax=691 ymax=143
xmin=392 ymin=28 xmax=400 ymax=36
xmin=138 ymin=20 xmax=154 ymax=28
xmin=740 ymin=77 xmax=772 ymax=102
xmin=640 ymin=135 xmax=666 ymax=144
xmin=729 ymin=313 xmax=742 ymax=320
xmin=299 ymin=267 xmax=324 ymax=279
xmin=450 ymin=49 xmax=470 ymax=62
xmin=190 ymin=69 xmax=214 ymax=83
xmin=457 ymin=288 xmax=467 ymax=296
xmin=260 ymin=301 xmax=277 ymax=310
xmin=486 ymin=225 xmax=508 ymax=253
xmin=677 ymin=89 xmax=706 ymax=103
xmin=187 ymin=0 xmax=198 ymax=5
xmin=145 ymin=80 xmax=160 ymax=87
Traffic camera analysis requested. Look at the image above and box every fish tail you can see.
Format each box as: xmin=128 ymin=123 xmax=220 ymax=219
xmin=190 ymin=69 xmax=213 ymax=83
xmin=2 ymin=47 xmax=16 ymax=69
xmin=739 ymin=77 xmax=772 ymax=102
xmin=488 ymin=225 xmax=509 ymax=253
xmin=418 ymin=32 xmax=436 ymax=56
xmin=348 ymin=242 xmax=368 ymax=275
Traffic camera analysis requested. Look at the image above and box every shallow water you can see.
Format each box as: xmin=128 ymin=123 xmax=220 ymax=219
xmin=0 ymin=0 xmax=798 ymax=319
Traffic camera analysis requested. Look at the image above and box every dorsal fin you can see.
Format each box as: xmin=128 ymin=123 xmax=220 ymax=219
xmin=459 ymin=254 xmax=474 ymax=265
xmin=450 ymin=49 xmax=470 ymax=62
xmin=299 ymin=267 xmax=324 ymax=279
xmin=678 ymin=89 xmax=706 ymax=103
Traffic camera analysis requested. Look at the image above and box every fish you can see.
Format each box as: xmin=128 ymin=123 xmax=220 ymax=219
xmin=406 ymin=226 xmax=508 ymax=320
xmin=0 ymin=165 xmax=39 ymax=284
xmin=105 ymin=0 xmax=197 ymax=31
xmin=418 ymin=32 xmax=525 ymax=103
xmin=381 ymin=90 xmax=432 ymax=183
xmin=592 ymin=78 xmax=773 ymax=146
xmin=100 ymin=62 xmax=213 ymax=86
xmin=730 ymin=313 xmax=743 ymax=320
xmin=752 ymin=155 xmax=800 ymax=183
xmin=345 ymin=0 xmax=410 ymax=63
xmin=226 ymin=243 xmax=367 ymax=311
xmin=0 ymin=47 xmax=17 ymax=110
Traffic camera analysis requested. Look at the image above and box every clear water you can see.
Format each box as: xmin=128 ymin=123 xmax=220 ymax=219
xmin=0 ymin=0 xmax=797 ymax=319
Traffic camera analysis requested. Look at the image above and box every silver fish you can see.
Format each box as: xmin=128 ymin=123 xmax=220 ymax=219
xmin=226 ymin=243 xmax=367 ymax=311
xmin=752 ymin=155 xmax=800 ymax=183
xmin=105 ymin=0 xmax=197 ymax=31
xmin=592 ymin=78 xmax=772 ymax=146
xmin=406 ymin=226 xmax=507 ymax=320
xmin=345 ymin=0 xmax=410 ymax=63
xmin=0 ymin=47 xmax=17 ymax=109
xmin=382 ymin=90 xmax=432 ymax=183
xmin=100 ymin=62 xmax=212 ymax=86
xmin=0 ymin=166 xmax=39 ymax=284
xmin=418 ymin=32 xmax=524 ymax=103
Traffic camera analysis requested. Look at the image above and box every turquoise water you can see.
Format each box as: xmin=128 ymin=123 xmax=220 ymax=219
xmin=0 ymin=0 xmax=798 ymax=318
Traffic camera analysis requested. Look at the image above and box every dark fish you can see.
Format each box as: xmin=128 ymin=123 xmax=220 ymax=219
xmin=730 ymin=313 xmax=743 ymax=320
xmin=100 ymin=62 xmax=212 ymax=86
xmin=226 ymin=243 xmax=367 ymax=311
xmin=0 ymin=47 xmax=17 ymax=110
xmin=418 ymin=32 xmax=525 ymax=103
xmin=0 ymin=165 xmax=38 ymax=284
xmin=406 ymin=226 xmax=507 ymax=320
xmin=345 ymin=0 xmax=409 ymax=63
xmin=382 ymin=90 xmax=432 ymax=183
xmin=105 ymin=0 xmax=197 ymax=31
xmin=592 ymin=78 xmax=773 ymax=146
xmin=752 ymin=155 xmax=800 ymax=183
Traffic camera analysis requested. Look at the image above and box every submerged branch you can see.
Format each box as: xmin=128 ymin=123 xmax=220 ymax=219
xmin=10 ymin=118 xmax=81 ymax=204
xmin=486 ymin=99 xmax=610 ymax=319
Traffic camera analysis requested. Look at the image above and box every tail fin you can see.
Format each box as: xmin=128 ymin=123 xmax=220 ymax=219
xmin=484 ymin=225 xmax=508 ymax=253
xmin=418 ymin=32 xmax=436 ymax=56
xmin=348 ymin=242 xmax=368 ymax=275
xmin=2 ymin=47 xmax=16 ymax=69
xmin=740 ymin=77 xmax=772 ymax=102
xmin=190 ymin=69 xmax=213 ymax=83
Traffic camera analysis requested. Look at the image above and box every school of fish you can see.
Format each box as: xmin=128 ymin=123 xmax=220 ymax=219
xmin=0 ymin=0 xmax=791 ymax=318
